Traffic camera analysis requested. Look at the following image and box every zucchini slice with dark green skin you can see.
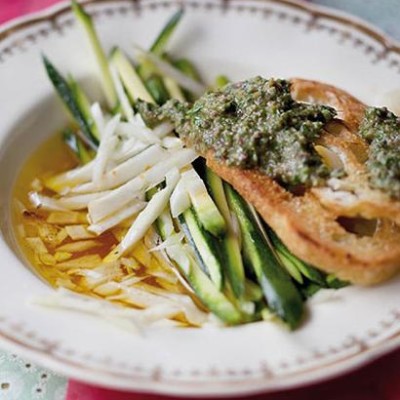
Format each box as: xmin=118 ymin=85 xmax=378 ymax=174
xmin=178 ymin=208 xmax=224 ymax=290
xmin=181 ymin=255 xmax=244 ymax=325
xmin=150 ymin=9 xmax=184 ymax=55
xmin=146 ymin=188 xmax=243 ymax=325
xmin=142 ymin=73 xmax=171 ymax=106
xmin=266 ymin=226 xmax=326 ymax=286
xmin=43 ymin=56 xmax=99 ymax=147
xmin=225 ymin=184 xmax=304 ymax=329
xmin=63 ymin=129 xmax=93 ymax=164
xmin=68 ymin=76 xmax=100 ymax=141
xmin=71 ymin=0 xmax=118 ymax=109
xmin=204 ymin=167 xmax=245 ymax=298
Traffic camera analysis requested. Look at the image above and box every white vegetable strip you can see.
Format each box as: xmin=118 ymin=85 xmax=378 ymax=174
xmin=113 ymin=283 xmax=206 ymax=325
xmin=117 ymin=121 xmax=160 ymax=144
xmin=110 ymin=64 xmax=135 ymax=123
xmin=30 ymin=191 xmax=110 ymax=211
xmin=134 ymin=45 xmax=206 ymax=96
xmin=159 ymin=291 xmax=207 ymax=326
xmin=180 ymin=169 xmax=222 ymax=222
xmin=112 ymin=122 xmax=173 ymax=163
xmin=31 ymin=289 xmax=143 ymax=332
xmin=165 ymin=242 xmax=192 ymax=276
xmin=162 ymin=136 xmax=183 ymax=150
xmin=104 ymin=169 xmax=180 ymax=261
xmin=44 ymin=161 xmax=94 ymax=193
xmin=89 ymin=199 xmax=146 ymax=235
xmin=110 ymin=287 xmax=183 ymax=321
xmin=152 ymin=122 xmax=174 ymax=138
xmin=89 ymin=148 xmax=197 ymax=223
xmin=180 ymin=169 xmax=206 ymax=194
xmin=144 ymin=230 xmax=195 ymax=295
xmin=110 ymin=283 xmax=172 ymax=308
xmin=144 ymin=149 xmax=197 ymax=185
xmin=72 ymin=145 xmax=167 ymax=194
xmin=136 ymin=303 xmax=182 ymax=323
xmin=149 ymin=232 xmax=184 ymax=253
xmin=112 ymin=139 xmax=148 ymax=163
xmin=29 ymin=192 xmax=68 ymax=211
xmin=169 ymin=177 xmax=190 ymax=217
xmin=92 ymin=114 xmax=121 ymax=186
xmin=158 ymin=209 xmax=175 ymax=237
xmin=91 ymin=103 xmax=106 ymax=136
xmin=58 ymin=192 xmax=111 ymax=209
xmin=88 ymin=177 xmax=146 ymax=223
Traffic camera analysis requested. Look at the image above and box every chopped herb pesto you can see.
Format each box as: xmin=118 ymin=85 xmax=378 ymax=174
xmin=138 ymin=76 xmax=336 ymax=187
xmin=359 ymin=107 xmax=400 ymax=199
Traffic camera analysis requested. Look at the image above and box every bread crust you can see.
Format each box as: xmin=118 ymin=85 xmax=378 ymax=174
xmin=206 ymin=79 xmax=400 ymax=285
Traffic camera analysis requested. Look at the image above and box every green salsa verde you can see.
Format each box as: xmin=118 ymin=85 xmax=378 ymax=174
xmin=139 ymin=77 xmax=336 ymax=187
xmin=359 ymin=106 xmax=400 ymax=199
xmin=138 ymin=76 xmax=400 ymax=198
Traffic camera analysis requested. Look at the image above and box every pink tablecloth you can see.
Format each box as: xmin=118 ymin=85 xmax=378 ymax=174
xmin=67 ymin=349 xmax=400 ymax=400
xmin=1 ymin=1 xmax=399 ymax=399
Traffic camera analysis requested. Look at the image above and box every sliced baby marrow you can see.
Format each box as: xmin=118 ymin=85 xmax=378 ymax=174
xmin=225 ymin=184 xmax=304 ymax=329
xmin=72 ymin=0 xmax=118 ymax=110
xmin=205 ymin=168 xmax=245 ymax=298
xmin=43 ymin=56 xmax=98 ymax=147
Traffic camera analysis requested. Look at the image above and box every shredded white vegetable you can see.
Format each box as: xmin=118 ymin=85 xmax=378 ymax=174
xmin=88 ymin=199 xmax=146 ymax=235
xmin=29 ymin=192 xmax=68 ymax=211
xmin=165 ymin=242 xmax=192 ymax=276
xmin=88 ymin=176 xmax=146 ymax=223
xmin=112 ymin=139 xmax=147 ymax=162
xmin=162 ymin=136 xmax=183 ymax=150
xmin=91 ymin=102 xmax=106 ymax=136
xmin=169 ymin=176 xmax=190 ymax=217
xmin=105 ymin=169 xmax=180 ymax=261
xmin=92 ymin=114 xmax=121 ymax=186
xmin=180 ymin=168 xmax=217 ymax=215
xmin=88 ymin=148 xmax=197 ymax=223
xmin=117 ymin=121 xmax=160 ymax=144
xmin=29 ymin=191 xmax=111 ymax=211
xmin=31 ymin=289 xmax=143 ymax=333
xmin=149 ymin=232 xmax=184 ymax=253
xmin=152 ymin=122 xmax=174 ymax=138
xmin=110 ymin=64 xmax=135 ymax=123
xmin=44 ymin=161 xmax=95 ymax=193
xmin=23 ymin=51 xmax=214 ymax=329
xmin=42 ymin=274 xmax=204 ymax=326
xmin=72 ymin=145 xmax=167 ymax=194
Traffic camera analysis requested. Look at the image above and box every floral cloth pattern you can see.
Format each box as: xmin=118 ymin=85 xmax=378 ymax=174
xmin=0 ymin=351 xmax=66 ymax=400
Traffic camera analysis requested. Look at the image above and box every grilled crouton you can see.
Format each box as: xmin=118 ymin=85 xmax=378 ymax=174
xmin=207 ymin=79 xmax=400 ymax=285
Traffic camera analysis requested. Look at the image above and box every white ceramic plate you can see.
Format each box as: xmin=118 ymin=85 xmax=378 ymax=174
xmin=0 ymin=0 xmax=399 ymax=396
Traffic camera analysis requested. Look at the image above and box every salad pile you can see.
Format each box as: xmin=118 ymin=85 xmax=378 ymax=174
xmin=18 ymin=1 xmax=347 ymax=330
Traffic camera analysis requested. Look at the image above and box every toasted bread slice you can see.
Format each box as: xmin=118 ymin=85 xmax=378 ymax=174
xmin=206 ymin=79 xmax=400 ymax=285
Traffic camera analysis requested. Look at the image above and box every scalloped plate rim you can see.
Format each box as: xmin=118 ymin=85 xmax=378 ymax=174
xmin=0 ymin=0 xmax=399 ymax=396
